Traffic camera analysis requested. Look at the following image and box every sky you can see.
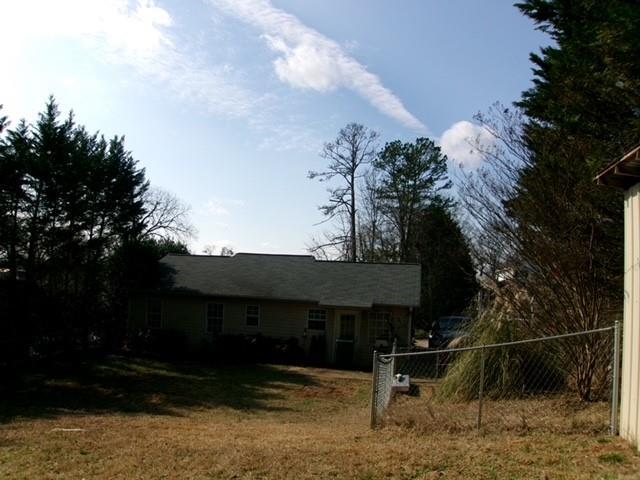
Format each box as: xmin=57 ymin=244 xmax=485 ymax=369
xmin=1 ymin=0 xmax=549 ymax=255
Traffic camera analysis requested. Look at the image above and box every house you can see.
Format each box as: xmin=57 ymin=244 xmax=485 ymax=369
xmin=128 ymin=253 xmax=421 ymax=368
xmin=596 ymin=144 xmax=640 ymax=451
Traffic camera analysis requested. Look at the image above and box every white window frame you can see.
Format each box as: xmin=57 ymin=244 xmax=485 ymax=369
xmin=147 ymin=298 xmax=162 ymax=329
xmin=246 ymin=304 xmax=260 ymax=327
xmin=307 ymin=309 xmax=327 ymax=331
xmin=206 ymin=303 xmax=224 ymax=334
xmin=369 ymin=311 xmax=391 ymax=342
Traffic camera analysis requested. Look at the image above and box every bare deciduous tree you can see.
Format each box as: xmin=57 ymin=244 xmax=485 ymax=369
xmin=202 ymin=245 xmax=216 ymax=256
xmin=140 ymin=187 xmax=195 ymax=242
xmin=307 ymin=214 xmax=352 ymax=261
xmin=308 ymin=123 xmax=378 ymax=262
xmin=356 ymin=169 xmax=396 ymax=262
xmin=202 ymin=244 xmax=234 ymax=256
xmin=459 ymin=104 xmax=622 ymax=400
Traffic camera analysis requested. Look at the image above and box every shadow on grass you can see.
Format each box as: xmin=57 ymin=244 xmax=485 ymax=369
xmin=0 ymin=355 xmax=318 ymax=423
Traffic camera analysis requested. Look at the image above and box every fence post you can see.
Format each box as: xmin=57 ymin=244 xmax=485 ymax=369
xmin=477 ymin=346 xmax=486 ymax=430
xmin=391 ymin=339 xmax=397 ymax=375
xmin=370 ymin=350 xmax=380 ymax=429
xmin=435 ymin=351 xmax=440 ymax=378
xmin=611 ymin=320 xmax=621 ymax=435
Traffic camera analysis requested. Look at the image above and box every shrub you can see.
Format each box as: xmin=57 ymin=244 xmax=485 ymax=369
xmin=127 ymin=328 xmax=187 ymax=359
xmin=436 ymin=302 xmax=565 ymax=402
xmin=308 ymin=334 xmax=326 ymax=365
xmin=200 ymin=334 xmax=305 ymax=365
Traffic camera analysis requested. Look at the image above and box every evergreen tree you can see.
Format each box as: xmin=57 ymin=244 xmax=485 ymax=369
xmin=374 ymin=137 xmax=450 ymax=262
xmin=516 ymin=0 xmax=640 ymax=154
xmin=0 ymin=97 xmax=191 ymax=358
xmin=459 ymin=1 xmax=639 ymax=399
xmin=509 ymin=0 xmax=639 ymax=328
xmin=414 ymin=200 xmax=477 ymax=329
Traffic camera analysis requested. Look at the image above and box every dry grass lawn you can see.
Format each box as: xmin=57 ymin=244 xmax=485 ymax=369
xmin=0 ymin=356 xmax=638 ymax=479
xmin=384 ymin=379 xmax=616 ymax=435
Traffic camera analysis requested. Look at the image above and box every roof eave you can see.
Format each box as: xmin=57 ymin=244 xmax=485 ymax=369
xmin=595 ymin=145 xmax=640 ymax=189
xmin=133 ymin=288 xmax=320 ymax=305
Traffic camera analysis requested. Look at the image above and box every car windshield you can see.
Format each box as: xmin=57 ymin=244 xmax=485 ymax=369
xmin=438 ymin=317 xmax=468 ymax=331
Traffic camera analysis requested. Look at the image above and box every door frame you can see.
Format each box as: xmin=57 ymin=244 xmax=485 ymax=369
xmin=333 ymin=310 xmax=360 ymax=363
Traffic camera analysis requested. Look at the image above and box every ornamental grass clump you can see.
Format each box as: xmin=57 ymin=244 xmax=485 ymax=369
xmin=436 ymin=302 xmax=565 ymax=402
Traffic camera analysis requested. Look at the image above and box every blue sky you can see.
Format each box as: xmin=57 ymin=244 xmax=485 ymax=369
xmin=1 ymin=0 xmax=548 ymax=254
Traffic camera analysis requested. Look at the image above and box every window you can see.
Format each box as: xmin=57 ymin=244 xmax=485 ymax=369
xmin=246 ymin=305 xmax=260 ymax=327
xmin=147 ymin=299 xmax=162 ymax=329
xmin=308 ymin=309 xmax=327 ymax=331
xmin=369 ymin=311 xmax=391 ymax=341
xmin=206 ymin=303 xmax=224 ymax=334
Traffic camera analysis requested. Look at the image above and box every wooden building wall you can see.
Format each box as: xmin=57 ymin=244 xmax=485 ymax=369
xmin=621 ymin=182 xmax=640 ymax=450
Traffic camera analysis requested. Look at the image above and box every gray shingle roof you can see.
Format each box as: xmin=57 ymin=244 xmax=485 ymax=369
xmin=158 ymin=253 xmax=421 ymax=308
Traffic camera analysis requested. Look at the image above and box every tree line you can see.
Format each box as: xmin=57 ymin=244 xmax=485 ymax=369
xmin=457 ymin=0 xmax=639 ymax=400
xmin=308 ymin=124 xmax=478 ymax=330
xmin=0 ymin=97 xmax=192 ymax=362
xmin=309 ymin=0 xmax=639 ymax=401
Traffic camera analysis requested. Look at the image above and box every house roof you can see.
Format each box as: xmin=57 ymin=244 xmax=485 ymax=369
xmin=595 ymin=145 xmax=640 ymax=189
xmin=157 ymin=253 xmax=421 ymax=308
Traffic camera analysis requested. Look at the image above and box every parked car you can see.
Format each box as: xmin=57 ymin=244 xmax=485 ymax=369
xmin=428 ymin=316 xmax=471 ymax=349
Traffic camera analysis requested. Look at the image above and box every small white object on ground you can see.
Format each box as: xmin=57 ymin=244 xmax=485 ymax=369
xmin=392 ymin=373 xmax=410 ymax=392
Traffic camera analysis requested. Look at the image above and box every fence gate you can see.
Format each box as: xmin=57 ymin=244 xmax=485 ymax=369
xmin=370 ymin=324 xmax=621 ymax=434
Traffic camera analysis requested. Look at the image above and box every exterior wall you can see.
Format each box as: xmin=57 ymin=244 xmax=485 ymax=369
xmin=325 ymin=310 xmax=336 ymax=363
xmin=353 ymin=307 xmax=412 ymax=367
xmin=355 ymin=312 xmax=369 ymax=367
xmin=621 ymin=183 xmax=640 ymax=451
xmin=128 ymin=294 xmax=412 ymax=369
xmin=129 ymin=295 xmax=328 ymax=353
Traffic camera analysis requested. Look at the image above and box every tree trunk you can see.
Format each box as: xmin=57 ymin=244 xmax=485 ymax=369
xmin=350 ymin=170 xmax=357 ymax=262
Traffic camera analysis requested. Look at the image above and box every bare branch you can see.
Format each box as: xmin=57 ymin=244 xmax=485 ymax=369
xmin=140 ymin=187 xmax=196 ymax=242
xmin=309 ymin=123 xmax=379 ymax=261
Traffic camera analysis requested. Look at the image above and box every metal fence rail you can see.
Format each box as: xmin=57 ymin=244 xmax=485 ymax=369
xmin=370 ymin=323 xmax=621 ymax=434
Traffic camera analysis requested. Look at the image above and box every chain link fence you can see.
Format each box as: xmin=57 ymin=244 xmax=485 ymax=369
xmin=371 ymin=324 xmax=621 ymax=434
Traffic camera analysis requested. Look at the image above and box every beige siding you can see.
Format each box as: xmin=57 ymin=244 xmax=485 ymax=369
xmin=233 ymin=302 xmax=313 ymax=338
xmin=622 ymin=183 xmax=640 ymax=450
xmin=162 ymin=297 xmax=209 ymax=346
xmin=325 ymin=310 xmax=336 ymax=362
xmin=355 ymin=312 xmax=370 ymax=367
xmin=128 ymin=295 xmax=412 ymax=369
xmin=129 ymin=295 xmax=332 ymax=352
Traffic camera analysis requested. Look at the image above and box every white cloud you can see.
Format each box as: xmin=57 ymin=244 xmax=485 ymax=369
xmin=1 ymin=0 xmax=421 ymax=152
xmin=2 ymin=0 xmax=173 ymax=57
xmin=208 ymin=0 xmax=427 ymax=133
xmin=439 ymin=121 xmax=495 ymax=169
xmin=1 ymin=0 xmax=259 ymax=119
xmin=203 ymin=198 xmax=245 ymax=216
xmin=205 ymin=202 xmax=230 ymax=216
